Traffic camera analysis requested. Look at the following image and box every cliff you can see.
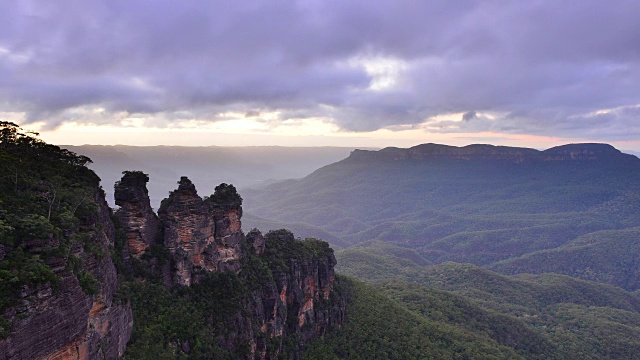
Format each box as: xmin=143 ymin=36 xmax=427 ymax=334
xmin=0 ymin=123 xmax=133 ymax=360
xmin=0 ymin=120 xmax=342 ymax=359
xmin=242 ymin=229 xmax=344 ymax=358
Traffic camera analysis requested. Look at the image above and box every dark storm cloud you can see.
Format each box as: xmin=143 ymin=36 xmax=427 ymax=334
xmin=462 ymin=112 xmax=477 ymax=122
xmin=1 ymin=0 xmax=640 ymax=140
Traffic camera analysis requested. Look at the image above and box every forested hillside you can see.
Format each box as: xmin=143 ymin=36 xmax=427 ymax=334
xmin=334 ymin=246 xmax=640 ymax=359
xmin=244 ymin=143 xmax=640 ymax=289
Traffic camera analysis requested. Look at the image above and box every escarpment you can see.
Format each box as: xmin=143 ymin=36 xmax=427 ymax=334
xmin=1 ymin=164 xmax=344 ymax=360
xmin=0 ymin=123 xmax=133 ymax=360
xmin=347 ymin=143 xmax=640 ymax=164
xmin=0 ymin=189 xmax=133 ymax=360
xmin=0 ymin=123 xmax=342 ymax=359
xmin=255 ymin=230 xmax=342 ymax=344
xmin=239 ymin=229 xmax=344 ymax=359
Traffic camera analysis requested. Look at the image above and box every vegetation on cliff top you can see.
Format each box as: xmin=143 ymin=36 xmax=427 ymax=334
xmin=0 ymin=122 xmax=104 ymax=327
xmin=207 ymin=182 xmax=243 ymax=208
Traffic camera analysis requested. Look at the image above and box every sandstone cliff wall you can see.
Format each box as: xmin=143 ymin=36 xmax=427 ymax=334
xmin=114 ymin=171 xmax=159 ymax=260
xmin=157 ymin=177 xmax=243 ymax=286
xmin=1 ymin=169 xmax=344 ymax=360
xmin=0 ymin=191 xmax=133 ymax=360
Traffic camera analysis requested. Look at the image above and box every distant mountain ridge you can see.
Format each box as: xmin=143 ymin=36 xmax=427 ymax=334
xmin=243 ymin=142 xmax=640 ymax=290
xmin=347 ymin=143 xmax=639 ymax=163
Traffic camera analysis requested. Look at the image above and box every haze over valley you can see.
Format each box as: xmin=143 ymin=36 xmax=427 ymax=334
xmin=63 ymin=145 xmax=358 ymax=209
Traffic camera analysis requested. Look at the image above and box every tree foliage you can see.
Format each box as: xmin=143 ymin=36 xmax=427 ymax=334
xmin=334 ymin=244 xmax=640 ymax=360
xmin=0 ymin=122 xmax=103 ymax=322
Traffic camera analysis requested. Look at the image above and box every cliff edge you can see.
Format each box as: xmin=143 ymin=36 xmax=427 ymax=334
xmin=0 ymin=122 xmax=132 ymax=360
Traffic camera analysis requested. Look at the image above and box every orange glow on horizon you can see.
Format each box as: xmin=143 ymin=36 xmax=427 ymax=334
xmin=27 ymin=120 xmax=618 ymax=152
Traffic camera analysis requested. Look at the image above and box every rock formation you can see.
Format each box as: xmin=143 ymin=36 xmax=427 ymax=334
xmin=0 ymin=190 xmax=133 ymax=360
xmin=187 ymin=227 xmax=345 ymax=359
xmin=246 ymin=229 xmax=265 ymax=255
xmin=147 ymin=177 xmax=345 ymax=358
xmin=114 ymin=171 xmax=159 ymax=260
xmin=0 ymin=121 xmax=344 ymax=359
xmin=250 ymin=229 xmax=343 ymax=356
xmin=157 ymin=177 xmax=244 ymax=286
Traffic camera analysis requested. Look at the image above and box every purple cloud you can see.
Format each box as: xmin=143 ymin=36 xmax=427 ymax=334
xmin=0 ymin=0 xmax=639 ymax=140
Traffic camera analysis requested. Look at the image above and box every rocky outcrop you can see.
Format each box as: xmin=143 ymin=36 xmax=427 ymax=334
xmin=222 ymin=229 xmax=344 ymax=359
xmin=347 ymin=143 xmax=640 ymax=164
xmin=114 ymin=171 xmax=159 ymax=259
xmin=246 ymin=229 xmax=265 ymax=255
xmin=151 ymin=178 xmax=345 ymax=358
xmin=158 ymin=177 xmax=243 ymax=286
xmin=0 ymin=190 xmax=132 ymax=360
xmin=0 ymin=123 xmax=342 ymax=359
xmin=262 ymin=230 xmax=341 ymax=344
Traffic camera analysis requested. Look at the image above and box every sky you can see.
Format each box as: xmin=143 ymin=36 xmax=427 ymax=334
xmin=2 ymin=0 xmax=640 ymax=150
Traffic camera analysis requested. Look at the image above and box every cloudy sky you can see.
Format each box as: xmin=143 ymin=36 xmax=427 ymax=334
xmin=2 ymin=0 xmax=640 ymax=149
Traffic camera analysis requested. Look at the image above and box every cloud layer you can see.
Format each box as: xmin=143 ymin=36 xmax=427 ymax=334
xmin=1 ymin=0 xmax=639 ymax=140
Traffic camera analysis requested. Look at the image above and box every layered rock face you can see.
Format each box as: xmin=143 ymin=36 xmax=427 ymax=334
xmin=0 ymin=191 xmax=132 ymax=360
xmin=201 ymin=229 xmax=344 ymax=359
xmin=2 ymin=170 xmax=342 ymax=359
xmin=114 ymin=171 xmax=159 ymax=259
xmin=247 ymin=230 xmax=343 ymax=358
xmin=158 ymin=177 xmax=244 ymax=286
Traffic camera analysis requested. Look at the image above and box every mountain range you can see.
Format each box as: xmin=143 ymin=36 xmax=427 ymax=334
xmin=243 ymin=143 xmax=640 ymax=290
